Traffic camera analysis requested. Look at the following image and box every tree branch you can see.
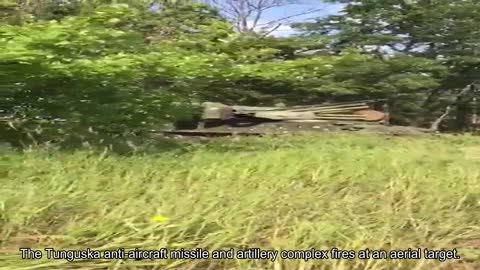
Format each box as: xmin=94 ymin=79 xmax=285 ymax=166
xmin=256 ymin=7 xmax=325 ymax=27
xmin=429 ymin=83 xmax=475 ymax=131
xmin=259 ymin=23 xmax=282 ymax=37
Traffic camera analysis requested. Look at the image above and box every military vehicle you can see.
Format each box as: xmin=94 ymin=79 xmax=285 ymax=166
xmin=162 ymin=99 xmax=432 ymax=136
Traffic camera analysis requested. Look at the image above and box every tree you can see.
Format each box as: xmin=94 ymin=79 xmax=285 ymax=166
xmin=0 ymin=3 xmax=236 ymax=147
xmin=293 ymin=0 xmax=480 ymax=129
xmin=295 ymin=0 xmax=480 ymax=77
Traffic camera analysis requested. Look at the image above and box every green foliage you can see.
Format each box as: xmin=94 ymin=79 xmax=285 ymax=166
xmin=293 ymin=0 xmax=480 ymax=128
xmin=239 ymin=51 xmax=447 ymax=97
xmin=297 ymin=0 xmax=480 ymax=75
xmin=1 ymin=0 xmax=478 ymax=147
xmin=1 ymin=4 xmax=208 ymax=146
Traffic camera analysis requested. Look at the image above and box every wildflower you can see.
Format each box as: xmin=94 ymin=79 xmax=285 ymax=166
xmin=150 ymin=215 xmax=170 ymax=222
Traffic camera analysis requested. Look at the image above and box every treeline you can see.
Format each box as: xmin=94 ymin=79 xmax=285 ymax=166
xmin=1 ymin=0 xmax=479 ymax=149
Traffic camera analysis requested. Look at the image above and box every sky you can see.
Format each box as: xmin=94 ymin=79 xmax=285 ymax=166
xmin=253 ymin=1 xmax=346 ymax=37
xmin=149 ymin=1 xmax=345 ymax=37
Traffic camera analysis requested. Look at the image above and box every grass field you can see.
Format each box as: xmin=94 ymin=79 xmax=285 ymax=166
xmin=1 ymin=134 xmax=479 ymax=270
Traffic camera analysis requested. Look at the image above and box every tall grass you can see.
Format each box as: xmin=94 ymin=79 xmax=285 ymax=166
xmin=1 ymin=134 xmax=479 ymax=270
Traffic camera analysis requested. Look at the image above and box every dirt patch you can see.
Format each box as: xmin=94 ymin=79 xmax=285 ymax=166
xmin=162 ymin=122 xmax=433 ymax=137
xmin=459 ymin=239 xmax=480 ymax=249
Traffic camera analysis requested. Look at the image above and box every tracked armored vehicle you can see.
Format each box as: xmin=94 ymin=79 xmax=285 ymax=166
xmin=162 ymin=100 xmax=432 ymax=137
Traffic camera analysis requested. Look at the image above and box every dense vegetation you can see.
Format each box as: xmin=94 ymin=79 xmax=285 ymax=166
xmin=1 ymin=0 xmax=479 ymax=149
xmin=1 ymin=2 xmax=480 ymax=270
xmin=2 ymin=135 xmax=480 ymax=269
